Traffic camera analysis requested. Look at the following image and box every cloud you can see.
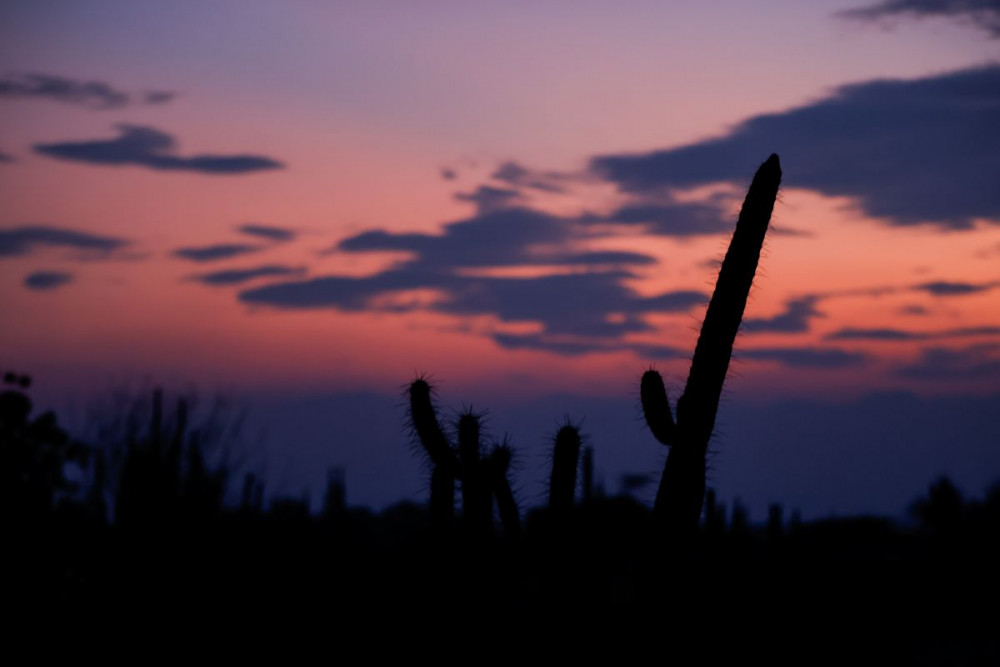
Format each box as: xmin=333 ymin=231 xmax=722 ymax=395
xmin=35 ymin=125 xmax=284 ymax=175
xmin=23 ymin=271 xmax=73 ymax=291
xmin=491 ymin=162 xmax=567 ymax=193
xmin=491 ymin=332 xmax=687 ymax=359
xmin=742 ymin=296 xmax=824 ymax=334
xmin=237 ymin=224 xmax=296 ymax=242
xmin=191 ymin=265 xmax=306 ymax=286
xmin=826 ymin=327 xmax=920 ymax=341
xmin=338 ymin=207 xmax=657 ymax=269
xmin=173 ymin=243 xmax=262 ymax=262
xmin=838 ymin=0 xmax=1000 ymax=38
xmin=827 ymin=325 xmax=1000 ymax=341
xmin=243 ymin=204 xmax=712 ymax=354
xmin=740 ymin=347 xmax=868 ymax=368
xmin=440 ymin=168 xmax=457 ymax=180
xmin=0 ymin=72 xmax=176 ymax=109
xmin=454 ymin=185 xmax=522 ymax=214
xmin=913 ymin=279 xmax=999 ymax=296
xmin=590 ymin=64 xmax=1000 ymax=229
xmin=143 ymin=91 xmax=176 ymax=105
xmin=582 ymin=201 xmax=732 ymax=237
xmin=897 ymin=344 xmax=1000 ymax=380
xmin=0 ymin=225 xmax=128 ymax=258
xmin=0 ymin=148 xmax=12 ymax=163
xmin=492 ymin=333 xmax=618 ymax=356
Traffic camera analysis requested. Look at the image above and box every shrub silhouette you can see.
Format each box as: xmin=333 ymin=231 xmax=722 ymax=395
xmin=0 ymin=371 xmax=86 ymax=521
xmin=641 ymin=154 xmax=781 ymax=537
xmin=114 ymin=388 xmax=227 ymax=527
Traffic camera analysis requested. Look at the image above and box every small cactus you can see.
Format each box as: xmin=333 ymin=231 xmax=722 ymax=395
xmin=488 ymin=442 xmax=520 ymax=540
xmin=548 ymin=423 xmax=582 ymax=513
xmin=408 ymin=378 xmax=458 ymax=532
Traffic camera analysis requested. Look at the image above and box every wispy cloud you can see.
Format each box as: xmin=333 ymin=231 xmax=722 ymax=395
xmin=191 ymin=264 xmax=306 ymax=286
xmin=827 ymin=325 xmax=1000 ymax=341
xmin=740 ymin=346 xmax=868 ymax=368
xmin=913 ymin=279 xmax=1000 ymax=296
xmin=743 ymin=296 xmax=824 ymax=334
xmin=838 ymin=0 xmax=1000 ymax=38
xmin=236 ymin=224 xmax=296 ymax=242
xmin=897 ymin=344 xmax=1000 ymax=380
xmin=35 ymin=125 xmax=284 ymax=175
xmin=0 ymin=225 xmax=128 ymax=258
xmin=173 ymin=243 xmax=262 ymax=262
xmin=0 ymin=72 xmax=176 ymax=109
xmin=491 ymin=162 xmax=567 ymax=194
xmin=23 ymin=271 xmax=73 ymax=291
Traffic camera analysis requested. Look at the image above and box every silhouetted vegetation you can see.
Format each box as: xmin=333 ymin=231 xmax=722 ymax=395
xmin=4 ymin=162 xmax=998 ymax=655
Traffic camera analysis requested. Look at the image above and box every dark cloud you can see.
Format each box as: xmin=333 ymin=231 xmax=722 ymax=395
xmin=899 ymin=304 xmax=930 ymax=316
xmin=191 ymin=265 xmax=306 ymax=286
xmin=241 ymin=267 xmax=704 ymax=345
xmin=492 ymin=333 xmax=617 ymax=356
xmin=591 ymin=64 xmax=1000 ymax=229
xmin=23 ymin=271 xmax=73 ymax=291
xmin=0 ymin=72 xmax=176 ymax=109
xmin=827 ymin=327 xmax=920 ymax=341
xmin=338 ymin=208 xmax=657 ymax=269
xmin=743 ymin=296 xmax=823 ymax=334
xmin=454 ymin=185 xmax=521 ymax=214
xmin=0 ymin=148 xmax=12 ymax=163
xmin=740 ymin=347 xmax=868 ymax=368
xmin=244 ymin=206 xmax=709 ymax=353
xmin=491 ymin=162 xmax=567 ymax=193
xmin=0 ymin=225 xmax=128 ymax=258
xmin=913 ymin=279 xmax=999 ymax=296
xmin=769 ymin=225 xmax=815 ymax=238
xmin=440 ymin=168 xmax=457 ymax=180
xmin=827 ymin=325 xmax=1000 ymax=341
xmin=237 ymin=224 xmax=296 ymax=242
xmin=491 ymin=332 xmax=687 ymax=359
xmin=173 ymin=243 xmax=262 ymax=262
xmin=838 ymin=0 xmax=1000 ymax=37
xmin=897 ymin=344 xmax=1000 ymax=380
xmin=582 ymin=201 xmax=732 ymax=237
xmin=35 ymin=125 xmax=284 ymax=175
xmin=143 ymin=91 xmax=176 ymax=105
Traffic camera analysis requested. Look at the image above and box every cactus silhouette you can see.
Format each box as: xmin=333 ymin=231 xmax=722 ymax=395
xmin=408 ymin=378 xmax=458 ymax=532
xmin=488 ymin=441 xmax=520 ymax=539
xmin=548 ymin=423 xmax=582 ymax=513
xmin=641 ymin=154 xmax=781 ymax=535
xmin=407 ymin=378 xmax=524 ymax=539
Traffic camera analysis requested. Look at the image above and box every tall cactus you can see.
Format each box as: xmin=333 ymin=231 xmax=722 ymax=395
xmin=642 ymin=154 xmax=781 ymax=535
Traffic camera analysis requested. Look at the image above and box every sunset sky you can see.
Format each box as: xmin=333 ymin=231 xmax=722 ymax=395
xmin=2 ymin=1 xmax=998 ymax=518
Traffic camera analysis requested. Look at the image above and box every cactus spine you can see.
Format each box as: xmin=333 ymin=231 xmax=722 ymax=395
xmin=642 ymin=154 xmax=781 ymax=535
